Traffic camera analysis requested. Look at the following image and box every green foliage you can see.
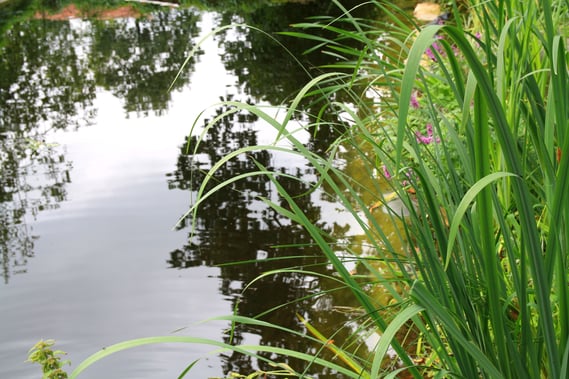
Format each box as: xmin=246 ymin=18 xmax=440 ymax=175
xmin=27 ymin=339 xmax=70 ymax=379
xmin=327 ymin=0 xmax=568 ymax=377
xmin=395 ymin=0 xmax=568 ymax=375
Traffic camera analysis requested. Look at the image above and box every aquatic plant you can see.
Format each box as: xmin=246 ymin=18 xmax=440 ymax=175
xmin=27 ymin=339 xmax=70 ymax=379
xmin=290 ymin=0 xmax=569 ymax=377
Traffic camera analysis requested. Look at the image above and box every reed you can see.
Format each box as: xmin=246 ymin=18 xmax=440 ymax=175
xmin=307 ymin=0 xmax=569 ymax=377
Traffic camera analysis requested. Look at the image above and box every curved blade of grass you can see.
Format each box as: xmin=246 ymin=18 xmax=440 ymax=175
xmin=168 ymin=23 xmax=261 ymax=92
xmin=177 ymin=359 xmax=200 ymax=379
xmin=174 ymin=167 xmax=291 ymax=230
xmin=396 ymin=24 xmax=442 ymax=168
xmin=370 ymin=304 xmax=423 ymax=379
xmin=297 ymin=314 xmax=370 ymax=379
xmin=69 ymin=336 xmax=225 ymax=379
xmin=69 ymin=334 xmax=366 ymax=379
xmin=279 ymin=72 xmax=343 ymax=140
xmin=184 ymin=80 xmax=343 ymax=201
xmin=444 ymin=171 xmax=517 ymax=272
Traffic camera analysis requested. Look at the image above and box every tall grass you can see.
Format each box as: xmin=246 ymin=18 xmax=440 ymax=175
xmin=332 ymin=0 xmax=567 ymax=377
xmin=205 ymin=0 xmax=568 ymax=376
xmin=400 ymin=0 xmax=568 ymax=376
xmin=43 ymin=0 xmax=568 ymax=377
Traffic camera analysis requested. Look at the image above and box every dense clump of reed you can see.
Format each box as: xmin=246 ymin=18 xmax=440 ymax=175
xmin=274 ymin=0 xmax=569 ymax=377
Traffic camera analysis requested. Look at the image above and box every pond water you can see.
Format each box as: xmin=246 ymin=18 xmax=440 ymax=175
xmin=0 ymin=1 xmax=413 ymax=378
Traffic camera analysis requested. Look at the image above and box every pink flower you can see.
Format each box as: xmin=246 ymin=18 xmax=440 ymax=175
xmin=426 ymin=36 xmax=447 ymax=60
xmin=474 ymin=32 xmax=482 ymax=48
xmin=402 ymin=169 xmax=414 ymax=186
xmin=416 ymin=132 xmax=434 ymax=144
xmin=416 ymin=123 xmax=440 ymax=144
xmin=410 ymin=91 xmax=420 ymax=109
xmin=382 ymin=165 xmax=392 ymax=180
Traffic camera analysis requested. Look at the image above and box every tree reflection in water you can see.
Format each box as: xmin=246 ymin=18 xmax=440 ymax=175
xmin=0 ymin=2 xmax=379 ymax=374
xmin=0 ymin=18 xmax=84 ymax=283
xmin=0 ymin=135 xmax=71 ymax=284
xmin=0 ymin=8 xmax=201 ymax=283
xmin=0 ymin=19 xmax=96 ymax=130
xmin=167 ymin=100 xmax=368 ymax=377
xmin=89 ymin=9 xmax=202 ymax=116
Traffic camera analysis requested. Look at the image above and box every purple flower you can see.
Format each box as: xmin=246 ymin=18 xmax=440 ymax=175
xmin=416 ymin=132 xmax=434 ymax=144
xmin=474 ymin=32 xmax=482 ymax=48
xmin=416 ymin=123 xmax=440 ymax=144
xmin=452 ymin=44 xmax=460 ymax=56
xmin=382 ymin=165 xmax=392 ymax=180
xmin=426 ymin=36 xmax=447 ymax=60
xmin=410 ymin=91 xmax=420 ymax=109
xmin=433 ymin=40 xmax=445 ymax=54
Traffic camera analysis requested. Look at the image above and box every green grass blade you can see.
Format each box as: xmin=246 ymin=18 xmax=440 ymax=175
xmin=177 ymin=359 xmax=200 ymax=379
xmin=396 ymin=24 xmax=442 ymax=169
xmin=445 ymin=171 xmax=517 ymax=270
xmin=370 ymin=304 xmax=423 ymax=379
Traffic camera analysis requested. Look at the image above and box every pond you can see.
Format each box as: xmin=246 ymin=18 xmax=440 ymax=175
xmin=0 ymin=1 xmax=414 ymax=378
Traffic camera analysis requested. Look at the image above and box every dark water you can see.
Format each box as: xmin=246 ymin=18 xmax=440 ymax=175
xmin=0 ymin=1 xmax=413 ymax=378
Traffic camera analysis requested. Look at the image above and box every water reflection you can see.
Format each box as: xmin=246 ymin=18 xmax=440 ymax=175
xmin=166 ymin=99 xmax=368 ymax=377
xmin=0 ymin=134 xmax=70 ymax=283
xmin=1 ymin=7 xmax=201 ymax=126
xmin=216 ymin=0 xmax=375 ymax=105
xmin=0 ymin=8 xmax=201 ymax=283
xmin=212 ymin=0 xmax=390 ymax=159
xmin=89 ymin=9 xmax=202 ymax=116
xmin=166 ymin=97 xmax=331 ymax=277
xmin=1 ymin=2 xmax=381 ymax=377
xmin=0 ymin=19 xmax=96 ymax=130
xmin=0 ymin=0 xmax=357 ymax=286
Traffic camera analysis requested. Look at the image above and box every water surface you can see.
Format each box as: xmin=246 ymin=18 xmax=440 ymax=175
xmin=0 ymin=4 xmax=372 ymax=378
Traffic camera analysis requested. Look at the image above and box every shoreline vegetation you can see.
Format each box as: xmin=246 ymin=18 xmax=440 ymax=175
xmin=23 ymin=0 xmax=569 ymax=377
